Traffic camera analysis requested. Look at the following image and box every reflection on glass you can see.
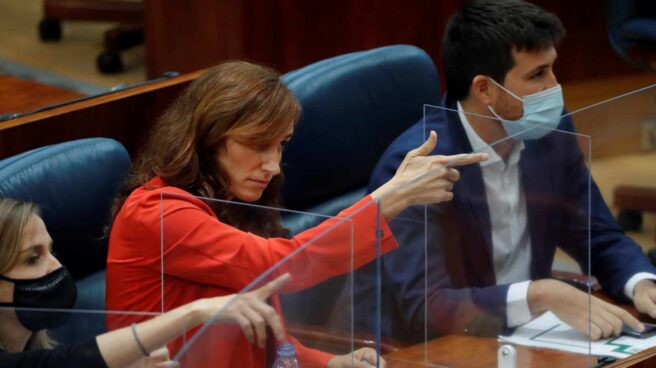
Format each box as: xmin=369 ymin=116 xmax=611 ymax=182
xmin=365 ymin=86 xmax=656 ymax=366
xmin=363 ymin=101 xmax=596 ymax=367
xmin=106 ymin=191 xmax=395 ymax=367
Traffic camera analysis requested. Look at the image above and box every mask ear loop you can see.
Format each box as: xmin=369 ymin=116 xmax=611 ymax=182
xmin=487 ymin=77 xmax=528 ymax=122
xmin=487 ymin=77 xmax=523 ymax=101
xmin=0 ymin=274 xmax=15 ymax=282
xmin=0 ymin=275 xmax=15 ymax=306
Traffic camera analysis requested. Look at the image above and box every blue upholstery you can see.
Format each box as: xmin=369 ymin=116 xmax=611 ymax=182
xmin=0 ymin=138 xmax=130 ymax=343
xmin=280 ymin=44 xmax=440 ymax=234
xmin=0 ymin=46 xmax=439 ymax=340
xmin=622 ymin=18 xmax=656 ymax=41
xmin=278 ymin=45 xmax=441 ymax=325
xmin=608 ymin=0 xmax=656 ymax=69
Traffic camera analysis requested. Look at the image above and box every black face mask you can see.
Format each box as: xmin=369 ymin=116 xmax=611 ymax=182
xmin=0 ymin=266 xmax=77 ymax=331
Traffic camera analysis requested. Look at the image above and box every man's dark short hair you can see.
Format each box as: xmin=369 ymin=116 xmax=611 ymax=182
xmin=442 ymin=0 xmax=565 ymax=101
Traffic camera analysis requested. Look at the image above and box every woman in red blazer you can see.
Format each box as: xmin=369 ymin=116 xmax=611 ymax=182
xmin=106 ymin=61 xmax=486 ymax=368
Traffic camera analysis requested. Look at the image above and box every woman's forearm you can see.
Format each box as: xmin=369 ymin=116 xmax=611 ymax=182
xmin=370 ymin=181 xmax=409 ymax=222
xmin=96 ymin=301 xmax=205 ymax=368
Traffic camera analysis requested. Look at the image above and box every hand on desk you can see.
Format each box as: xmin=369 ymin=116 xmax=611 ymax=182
xmin=327 ymin=347 xmax=387 ymax=368
xmin=528 ymin=279 xmax=644 ymax=340
xmin=633 ymin=279 xmax=656 ymax=319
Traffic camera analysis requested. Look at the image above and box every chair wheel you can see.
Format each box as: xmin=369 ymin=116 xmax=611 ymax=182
xmin=38 ymin=19 xmax=61 ymax=41
xmin=97 ymin=51 xmax=123 ymax=74
xmin=617 ymin=210 xmax=643 ymax=232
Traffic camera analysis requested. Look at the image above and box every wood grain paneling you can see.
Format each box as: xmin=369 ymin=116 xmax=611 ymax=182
xmin=143 ymin=0 xmax=644 ymax=84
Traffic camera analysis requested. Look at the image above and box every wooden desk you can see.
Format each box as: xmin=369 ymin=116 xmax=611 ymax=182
xmin=0 ymin=71 xmax=201 ymax=159
xmin=0 ymin=75 xmax=84 ymax=115
xmin=383 ymin=297 xmax=656 ymax=367
xmin=615 ymin=186 xmax=656 ymax=213
xmin=384 ymin=334 xmax=594 ymax=367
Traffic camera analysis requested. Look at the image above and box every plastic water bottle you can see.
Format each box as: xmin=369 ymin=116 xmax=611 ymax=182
xmin=272 ymin=342 xmax=301 ymax=368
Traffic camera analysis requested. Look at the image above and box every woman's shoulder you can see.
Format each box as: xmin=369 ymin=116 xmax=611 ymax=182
xmin=120 ymin=177 xmax=215 ymax=222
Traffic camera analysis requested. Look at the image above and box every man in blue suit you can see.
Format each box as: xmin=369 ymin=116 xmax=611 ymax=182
xmin=355 ymin=0 xmax=656 ymax=344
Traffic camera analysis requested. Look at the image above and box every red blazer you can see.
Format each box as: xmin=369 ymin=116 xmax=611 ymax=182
xmin=106 ymin=177 xmax=398 ymax=367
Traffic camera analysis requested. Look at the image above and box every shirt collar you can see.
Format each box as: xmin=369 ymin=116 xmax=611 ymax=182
xmin=456 ymin=101 xmax=524 ymax=168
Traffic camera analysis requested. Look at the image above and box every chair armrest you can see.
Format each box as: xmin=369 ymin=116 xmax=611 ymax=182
xmin=614 ymin=185 xmax=656 ymax=212
xmin=551 ymin=270 xmax=601 ymax=292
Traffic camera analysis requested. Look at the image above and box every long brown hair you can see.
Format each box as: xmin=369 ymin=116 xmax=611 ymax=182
xmin=0 ymin=198 xmax=55 ymax=350
xmin=113 ymin=61 xmax=301 ymax=237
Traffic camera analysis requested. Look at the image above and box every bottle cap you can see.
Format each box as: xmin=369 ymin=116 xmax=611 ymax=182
xmin=277 ymin=342 xmax=296 ymax=357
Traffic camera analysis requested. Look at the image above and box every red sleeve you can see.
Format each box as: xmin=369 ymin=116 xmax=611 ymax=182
xmin=271 ymin=194 xmax=398 ymax=292
xmin=139 ymin=190 xmax=397 ymax=292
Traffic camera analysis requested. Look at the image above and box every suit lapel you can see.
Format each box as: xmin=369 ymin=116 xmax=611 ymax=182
xmin=519 ymin=141 xmax=551 ymax=279
xmin=444 ymin=106 xmax=496 ymax=286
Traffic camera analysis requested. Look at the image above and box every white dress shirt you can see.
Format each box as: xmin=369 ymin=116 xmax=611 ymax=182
xmin=456 ymin=102 xmax=656 ymax=327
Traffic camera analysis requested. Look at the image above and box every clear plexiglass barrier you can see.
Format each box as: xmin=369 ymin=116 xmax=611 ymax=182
xmin=0 ymin=306 xmax=182 ymax=365
xmin=368 ymin=84 xmax=656 ymax=367
xmin=160 ymin=87 xmax=655 ymax=367
xmin=13 ymin=85 xmax=641 ymax=368
xmin=368 ymin=101 xmax=594 ymax=367
xmin=156 ymin=192 xmax=386 ymax=367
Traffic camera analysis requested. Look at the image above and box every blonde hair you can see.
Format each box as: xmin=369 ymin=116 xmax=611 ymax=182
xmin=0 ymin=198 xmax=55 ymax=350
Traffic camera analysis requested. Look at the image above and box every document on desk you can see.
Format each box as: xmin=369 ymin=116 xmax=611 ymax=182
xmin=498 ymin=311 xmax=656 ymax=359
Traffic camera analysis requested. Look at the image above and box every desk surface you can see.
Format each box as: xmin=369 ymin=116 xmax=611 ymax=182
xmin=0 ymin=75 xmax=84 ymax=115
xmin=384 ymin=334 xmax=594 ymax=367
xmin=383 ymin=296 xmax=656 ymax=367
xmin=0 ymin=71 xmax=199 ymax=159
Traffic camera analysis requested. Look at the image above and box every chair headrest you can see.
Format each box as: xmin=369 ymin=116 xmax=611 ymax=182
xmin=281 ymin=45 xmax=440 ymax=209
xmin=0 ymin=138 xmax=130 ymax=278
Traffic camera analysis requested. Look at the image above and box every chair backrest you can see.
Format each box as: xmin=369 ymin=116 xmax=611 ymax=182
xmin=278 ymin=45 xmax=440 ymax=327
xmin=607 ymin=0 xmax=656 ymax=69
xmin=0 ymin=138 xmax=130 ymax=342
xmin=280 ymin=44 xmax=440 ymax=233
xmin=0 ymin=138 xmax=130 ymax=280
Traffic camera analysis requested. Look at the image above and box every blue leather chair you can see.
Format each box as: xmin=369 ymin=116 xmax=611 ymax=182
xmin=0 ymin=45 xmax=439 ymax=342
xmin=278 ymin=45 xmax=441 ymax=327
xmin=280 ymin=44 xmax=441 ymax=232
xmin=608 ymin=0 xmax=656 ymax=69
xmin=0 ymin=138 xmax=130 ymax=343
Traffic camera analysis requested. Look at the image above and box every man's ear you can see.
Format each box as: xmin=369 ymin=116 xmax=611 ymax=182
xmin=470 ymin=75 xmax=494 ymax=105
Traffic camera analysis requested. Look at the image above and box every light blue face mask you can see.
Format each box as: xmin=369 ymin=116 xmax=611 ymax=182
xmin=487 ymin=78 xmax=564 ymax=140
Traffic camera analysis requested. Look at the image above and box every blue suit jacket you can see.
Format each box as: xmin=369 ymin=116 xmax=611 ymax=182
xmin=353 ymin=95 xmax=656 ymax=343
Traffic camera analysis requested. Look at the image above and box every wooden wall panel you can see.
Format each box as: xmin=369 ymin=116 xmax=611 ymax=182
xmin=143 ymin=0 xmax=643 ymax=83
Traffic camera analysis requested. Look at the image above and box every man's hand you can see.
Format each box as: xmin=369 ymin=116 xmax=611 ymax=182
xmin=528 ymin=279 xmax=644 ymax=340
xmin=633 ymin=279 xmax=656 ymax=319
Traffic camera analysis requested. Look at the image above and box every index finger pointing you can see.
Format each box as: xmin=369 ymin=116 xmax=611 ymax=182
xmin=256 ymin=273 xmax=291 ymax=299
xmin=441 ymin=153 xmax=488 ymax=168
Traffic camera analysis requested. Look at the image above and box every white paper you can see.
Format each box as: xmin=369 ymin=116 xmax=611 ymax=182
xmin=498 ymin=311 xmax=656 ymax=359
